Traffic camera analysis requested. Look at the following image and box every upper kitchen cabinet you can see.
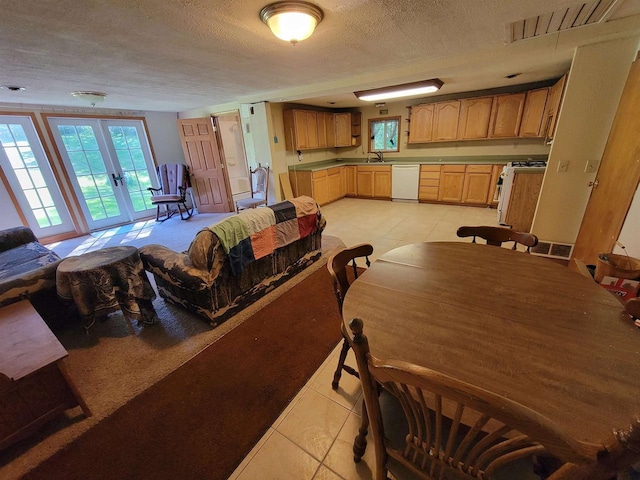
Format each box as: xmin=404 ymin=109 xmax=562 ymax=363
xmin=334 ymin=113 xmax=352 ymax=147
xmin=284 ymin=109 xmax=319 ymax=150
xmin=519 ymin=88 xmax=548 ymax=137
xmin=458 ymin=97 xmax=493 ymax=140
xmin=433 ymin=101 xmax=460 ymax=141
xmin=408 ymin=104 xmax=434 ymax=143
xmin=489 ymin=92 xmax=525 ymax=138
xmin=316 ymin=112 xmax=335 ymax=148
xmin=544 ymin=75 xmax=567 ymax=142
xmin=351 ymin=112 xmax=362 ymax=147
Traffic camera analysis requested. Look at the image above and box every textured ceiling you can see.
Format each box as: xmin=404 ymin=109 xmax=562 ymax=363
xmin=1 ymin=0 xmax=640 ymax=112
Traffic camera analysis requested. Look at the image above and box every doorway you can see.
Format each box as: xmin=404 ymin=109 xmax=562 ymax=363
xmin=217 ymin=112 xmax=250 ymax=197
xmin=48 ymin=117 xmax=158 ymax=231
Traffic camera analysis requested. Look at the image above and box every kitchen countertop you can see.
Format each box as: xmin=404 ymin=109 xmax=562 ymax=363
xmin=288 ymin=155 xmax=548 ymax=171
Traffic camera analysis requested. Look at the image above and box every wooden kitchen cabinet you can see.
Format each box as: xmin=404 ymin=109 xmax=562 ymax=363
xmin=408 ymin=104 xmax=434 ymax=143
xmin=335 ymin=113 xmax=352 ymax=147
xmin=283 ymin=109 xmax=321 ymax=150
xmin=489 ymin=93 xmax=526 ymax=138
xmin=544 ymin=75 xmax=567 ymax=142
xmin=458 ymin=97 xmax=493 ymax=140
xmin=312 ymin=169 xmax=329 ymax=205
xmin=345 ymin=166 xmax=357 ymax=196
xmin=357 ymin=165 xmax=391 ymax=198
xmin=438 ymin=165 xmax=466 ymax=202
xmin=327 ymin=167 xmax=343 ymax=203
xmin=504 ymin=171 xmax=544 ymax=232
xmin=419 ymin=165 xmax=441 ymax=201
xmin=351 ymin=112 xmax=362 ymax=147
xmin=519 ymin=88 xmax=548 ymax=137
xmin=433 ymin=101 xmax=460 ymax=141
xmin=487 ymin=164 xmax=503 ymax=205
xmin=316 ymin=112 xmax=335 ymax=148
xmin=462 ymin=165 xmax=493 ymax=204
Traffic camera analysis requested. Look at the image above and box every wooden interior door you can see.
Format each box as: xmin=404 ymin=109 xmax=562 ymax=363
xmin=177 ymin=117 xmax=232 ymax=213
xmin=572 ymin=54 xmax=640 ymax=266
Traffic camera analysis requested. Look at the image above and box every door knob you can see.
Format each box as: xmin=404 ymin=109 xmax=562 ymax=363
xmin=587 ymin=179 xmax=599 ymax=188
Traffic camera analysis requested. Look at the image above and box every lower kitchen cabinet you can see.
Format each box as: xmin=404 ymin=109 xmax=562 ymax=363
xmin=290 ymin=162 xmax=508 ymax=207
xmin=345 ymin=166 xmax=357 ymax=196
xmin=357 ymin=165 xmax=391 ymax=199
xmin=438 ymin=165 xmax=466 ymax=202
xmin=419 ymin=165 xmax=441 ymax=201
xmin=327 ymin=167 xmax=342 ymax=203
xmin=462 ymin=165 xmax=493 ymax=204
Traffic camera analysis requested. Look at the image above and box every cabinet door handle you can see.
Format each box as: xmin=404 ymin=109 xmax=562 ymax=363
xmin=588 ymin=179 xmax=599 ymax=188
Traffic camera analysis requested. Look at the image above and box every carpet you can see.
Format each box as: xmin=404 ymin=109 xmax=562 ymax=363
xmin=22 ymin=266 xmax=343 ymax=480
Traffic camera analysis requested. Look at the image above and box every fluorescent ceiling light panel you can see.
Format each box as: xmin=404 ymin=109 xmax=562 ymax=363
xmin=354 ymin=79 xmax=444 ymax=101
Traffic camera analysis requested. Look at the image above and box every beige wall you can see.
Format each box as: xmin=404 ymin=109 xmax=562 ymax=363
xmin=531 ymin=35 xmax=640 ymax=244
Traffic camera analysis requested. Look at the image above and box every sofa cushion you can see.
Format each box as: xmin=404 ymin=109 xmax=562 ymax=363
xmin=0 ymin=242 xmax=61 ymax=280
xmin=0 ymin=242 xmax=62 ymax=305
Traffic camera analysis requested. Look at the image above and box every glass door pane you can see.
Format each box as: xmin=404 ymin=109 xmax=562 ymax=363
xmin=48 ymin=118 xmax=130 ymax=230
xmin=0 ymin=116 xmax=74 ymax=237
xmin=102 ymin=120 xmax=157 ymax=220
xmin=48 ymin=118 xmax=159 ymax=231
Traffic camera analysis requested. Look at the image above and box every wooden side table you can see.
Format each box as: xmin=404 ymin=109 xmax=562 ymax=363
xmin=56 ymin=246 xmax=157 ymax=333
xmin=0 ymin=300 xmax=91 ymax=451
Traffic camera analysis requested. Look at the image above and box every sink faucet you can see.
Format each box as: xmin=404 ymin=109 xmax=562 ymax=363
xmin=372 ymin=151 xmax=384 ymax=162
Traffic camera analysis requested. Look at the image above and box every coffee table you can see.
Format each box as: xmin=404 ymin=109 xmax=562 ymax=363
xmin=0 ymin=300 xmax=91 ymax=450
xmin=57 ymin=246 xmax=157 ymax=333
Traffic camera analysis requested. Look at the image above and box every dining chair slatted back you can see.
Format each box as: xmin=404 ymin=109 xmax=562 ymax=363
xmin=457 ymin=226 xmax=538 ymax=252
xmin=148 ymin=163 xmax=194 ymax=222
xmin=348 ymin=317 xmax=597 ymax=480
xmin=327 ymin=243 xmax=373 ymax=390
xmin=235 ymin=164 xmax=269 ymax=213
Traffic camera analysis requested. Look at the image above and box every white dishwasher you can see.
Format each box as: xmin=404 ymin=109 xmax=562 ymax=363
xmin=391 ymin=164 xmax=420 ymax=200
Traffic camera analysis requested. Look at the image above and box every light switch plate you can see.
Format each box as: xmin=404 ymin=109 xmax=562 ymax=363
xmin=557 ymin=160 xmax=569 ymax=173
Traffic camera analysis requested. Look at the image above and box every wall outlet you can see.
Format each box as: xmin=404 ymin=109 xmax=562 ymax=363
xmin=584 ymin=160 xmax=599 ymax=173
xmin=557 ymin=160 xmax=569 ymax=173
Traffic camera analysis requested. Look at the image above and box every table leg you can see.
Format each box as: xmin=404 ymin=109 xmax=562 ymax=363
xmin=57 ymin=359 xmax=92 ymax=417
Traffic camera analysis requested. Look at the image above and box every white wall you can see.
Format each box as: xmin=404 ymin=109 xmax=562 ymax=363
xmin=531 ymin=36 xmax=640 ymax=244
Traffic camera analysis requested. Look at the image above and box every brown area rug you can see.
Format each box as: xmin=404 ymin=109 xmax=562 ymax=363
xmin=23 ymin=266 xmax=342 ymax=480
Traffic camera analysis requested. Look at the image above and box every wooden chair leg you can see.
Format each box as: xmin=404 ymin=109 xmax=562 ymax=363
xmin=332 ymin=336 xmax=352 ymax=389
xmin=353 ymin=398 xmax=369 ymax=463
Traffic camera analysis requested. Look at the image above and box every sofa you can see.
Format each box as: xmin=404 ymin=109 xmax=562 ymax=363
xmin=0 ymin=226 xmax=64 ymax=321
xmin=140 ymin=196 xmax=326 ymax=326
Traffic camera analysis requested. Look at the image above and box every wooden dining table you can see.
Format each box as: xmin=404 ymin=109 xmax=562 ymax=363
xmin=342 ymin=241 xmax=640 ymax=459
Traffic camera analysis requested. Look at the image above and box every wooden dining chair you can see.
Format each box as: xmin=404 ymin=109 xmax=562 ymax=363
xmin=326 ymin=243 xmax=373 ymax=390
xmin=347 ymin=317 xmax=640 ymax=480
xmin=457 ymin=225 xmax=538 ymax=252
xmin=626 ymin=297 xmax=640 ymax=325
xmin=235 ymin=164 xmax=269 ymax=213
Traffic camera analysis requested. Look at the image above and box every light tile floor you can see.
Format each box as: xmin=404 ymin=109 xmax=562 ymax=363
xmin=229 ymin=198 xmax=501 ymax=480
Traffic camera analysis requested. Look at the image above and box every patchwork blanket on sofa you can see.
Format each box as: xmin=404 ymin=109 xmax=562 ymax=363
xmin=209 ymin=195 xmax=320 ymax=275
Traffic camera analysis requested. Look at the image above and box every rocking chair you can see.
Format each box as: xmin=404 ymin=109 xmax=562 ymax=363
xmin=148 ymin=163 xmax=194 ymax=222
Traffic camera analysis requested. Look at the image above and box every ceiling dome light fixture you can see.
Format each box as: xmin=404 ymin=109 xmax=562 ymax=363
xmin=354 ymin=79 xmax=444 ymax=102
xmin=260 ymin=1 xmax=323 ymax=45
xmin=71 ymin=91 xmax=107 ymax=107
xmin=1 ymin=85 xmax=26 ymax=91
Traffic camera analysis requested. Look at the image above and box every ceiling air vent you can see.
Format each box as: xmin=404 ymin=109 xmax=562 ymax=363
xmin=508 ymin=0 xmax=619 ymax=43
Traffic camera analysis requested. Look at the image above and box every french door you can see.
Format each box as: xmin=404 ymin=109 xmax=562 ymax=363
xmin=48 ymin=118 xmax=158 ymax=230
xmin=0 ymin=115 xmax=74 ymax=237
